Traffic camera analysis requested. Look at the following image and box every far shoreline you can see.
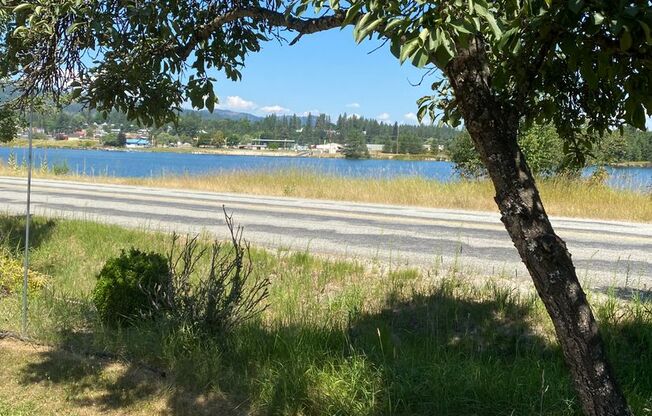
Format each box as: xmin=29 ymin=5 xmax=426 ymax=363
xmin=0 ymin=139 xmax=450 ymax=161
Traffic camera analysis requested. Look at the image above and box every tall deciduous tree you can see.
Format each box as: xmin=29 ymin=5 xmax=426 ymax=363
xmin=1 ymin=1 xmax=650 ymax=414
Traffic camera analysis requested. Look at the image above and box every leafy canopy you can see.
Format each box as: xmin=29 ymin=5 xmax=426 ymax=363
xmin=318 ymin=0 xmax=652 ymax=137
xmin=0 ymin=106 xmax=18 ymax=142
xmin=1 ymin=0 xmax=651 ymax=143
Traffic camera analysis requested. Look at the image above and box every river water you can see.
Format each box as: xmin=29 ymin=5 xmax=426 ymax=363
xmin=0 ymin=147 xmax=650 ymax=192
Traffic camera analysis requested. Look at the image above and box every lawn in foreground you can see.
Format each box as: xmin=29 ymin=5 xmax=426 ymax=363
xmin=0 ymin=216 xmax=650 ymax=415
xmin=1 ymin=163 xmax=650 ymax=222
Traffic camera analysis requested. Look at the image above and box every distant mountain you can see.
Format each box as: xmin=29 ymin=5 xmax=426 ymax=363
xmin=193 ymin=109 xmax=262 ymax=122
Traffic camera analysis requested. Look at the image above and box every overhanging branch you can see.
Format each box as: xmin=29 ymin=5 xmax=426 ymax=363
xmin=175 ymin=6 xmax=349 ymax=60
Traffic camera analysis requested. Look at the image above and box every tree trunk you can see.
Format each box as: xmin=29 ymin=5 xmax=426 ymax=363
xmin=444 ymin=38 xmax=632 ymax=416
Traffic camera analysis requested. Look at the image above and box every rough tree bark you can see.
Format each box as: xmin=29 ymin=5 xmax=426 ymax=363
xmin=443 ymin=37 xmax=632 ymax=416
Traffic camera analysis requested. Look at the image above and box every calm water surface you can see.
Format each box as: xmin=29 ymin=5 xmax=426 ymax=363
xmin=0 ymin=147 xmax=650 ymax=192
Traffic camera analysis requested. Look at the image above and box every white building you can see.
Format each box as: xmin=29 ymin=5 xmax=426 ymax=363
xmin=315 ymin=143 xmax=343 ymax=154
xmin=366 ymin=144 xmax=384 ymax=152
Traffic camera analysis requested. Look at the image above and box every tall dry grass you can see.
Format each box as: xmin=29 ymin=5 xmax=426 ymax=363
xmin=0 ymin=164 xmax=650 ymax=222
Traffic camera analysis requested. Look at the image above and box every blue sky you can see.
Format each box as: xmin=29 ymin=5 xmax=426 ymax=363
xmin=208 ymin=27 xmax=436 ymax=124
xmin=206 ymin=27 xmax=652 ymax=130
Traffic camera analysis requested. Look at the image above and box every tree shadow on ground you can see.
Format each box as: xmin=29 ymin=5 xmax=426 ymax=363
xmin=18 ymin=327 xmax=249 ymax=416
xmin=596 ymin=286 xmax=652 ymax=302
xmin=16 ymin=285 xmax=652 ymax=415
xmin=0 ymin=215 xmax=57 ymax=253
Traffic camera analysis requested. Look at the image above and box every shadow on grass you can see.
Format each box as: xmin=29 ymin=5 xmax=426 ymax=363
xmin=0 ymin=215 xmax=57 ymax=253
xmin=18 ymin=326 xmax=249 ymax=416
xmin=16 ymin=286 xmax=652 ymax=415
xmin=596 ymin=286 xmax=652 ymax=302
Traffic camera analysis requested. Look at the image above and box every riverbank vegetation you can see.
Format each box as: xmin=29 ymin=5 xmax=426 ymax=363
xmin=0 ymin=162 xmax=649 ymax=222
xmin=449 ymin=124 xmax=652 ymax=178
xmin=0 ymin=216 xmax=650 ymax=415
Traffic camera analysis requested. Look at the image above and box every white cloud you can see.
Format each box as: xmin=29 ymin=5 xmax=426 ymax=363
xmin=218 ymin=96 xmax=257 ymax=111
xmin=347 ymin=113 xmax=361 ymax=119
xmin=346 ymin=102 xmax=361 ymax=109
xmin=260 ymin=105 xmax=292 ymax=114
xmin=404 ymin=112 xmax=418 ymax=122
xmin=300 ymin=109 xmax=321 ymax=117
xmin=376 ymin=112 xmax=391 ymax=122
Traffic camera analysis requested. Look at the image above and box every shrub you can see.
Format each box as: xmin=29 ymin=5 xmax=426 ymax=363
xmin=165 ymin=210 xmax=270 ymax=335
xmin=449 ymin=124 xmax=577 ymax=178
xmin=0 ymin=251 xmax=48 ymax=296
xmin=92 ymin=248 xmax=170 ymax=326
xmin=51 ymin=161 xmax=70 ymax=175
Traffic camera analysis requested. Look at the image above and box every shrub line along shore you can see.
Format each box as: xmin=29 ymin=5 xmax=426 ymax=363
xmin=1 ymin=140 xmax=448 ymax=161
xmin=6 ymin=140 xmax=652 ymax=164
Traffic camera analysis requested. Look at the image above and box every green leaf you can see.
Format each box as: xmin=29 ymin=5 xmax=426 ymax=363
xmin=411 ymin=49 xmax=430 ymax=68
xmin=355 ymin=18 xmax=383 ymax=43
xmin=474 ymin=4 xmax=501 ymax=38
xmin=418 ymin=28 xmax=430 ymax=46
xmin=399 ymin=38 xmax=419 ymax=64
xmin=352 ymin=12 xmax=372 ymax=42
xmin=417 ymin=104 xmax=429 ymax=123
xmin=620 ymin=30 xmax=632 ymax=51
xmin=639 ymin=21 xmax=652 ymax=45
xmin=568 ymin=0 xmax=584 ymax=14
xmin=342 ymin=3 xmax=363 ymax=26
xmin=591 ymin=12 xmax=604 ymax=26
xmin=12 ymin=3 xmax=33 ymax=13
xmin=390 ymin=39 xmax=401 ymax=59
xmin=384 ymin=18 xmax=404 ymax=33
xmin=433 ymin=44 xmax=453 ymax=67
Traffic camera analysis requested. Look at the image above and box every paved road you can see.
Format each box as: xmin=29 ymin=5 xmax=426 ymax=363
xmin=0 ymin=177 xmax=649 ymax=291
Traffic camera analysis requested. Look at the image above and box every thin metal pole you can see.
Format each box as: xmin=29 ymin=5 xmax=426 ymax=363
xmin=22 ymin=105 xmax=33 ymax=335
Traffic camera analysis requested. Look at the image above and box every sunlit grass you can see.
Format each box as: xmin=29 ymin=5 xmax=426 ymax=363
xmin=0 ymin=216 xmax=651 ymax=415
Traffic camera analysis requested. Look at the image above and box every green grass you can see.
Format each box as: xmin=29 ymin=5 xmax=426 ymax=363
xmin=0 ymin=215 xmax=651 ymax=415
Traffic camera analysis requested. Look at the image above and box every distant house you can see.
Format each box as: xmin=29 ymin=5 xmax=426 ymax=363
xmin=315 ymin=143 xmax=343 ymax=154
xmin=366 ymin=144 xmax=384 ymax=152
xmin=68 ymin=130 xmax=87 ymax=141
xmin=251 ymin=137 xmax=295 ymax=149
xmin=125 ymin=138 xmax=151 ymax=148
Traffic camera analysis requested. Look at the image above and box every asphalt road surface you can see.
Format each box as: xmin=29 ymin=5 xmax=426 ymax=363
xmin=0 ymin=176 xmax=649 ymax=291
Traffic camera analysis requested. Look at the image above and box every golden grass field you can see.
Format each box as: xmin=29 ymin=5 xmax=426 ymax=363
xmin=0 ymin=162 xmax=649 ymax=222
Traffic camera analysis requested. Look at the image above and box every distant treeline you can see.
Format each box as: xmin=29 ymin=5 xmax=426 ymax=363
xmin=17 ymin=106 xmax=459 ymax=151
xmin=3 ymin=103 xmax=650 ymax=163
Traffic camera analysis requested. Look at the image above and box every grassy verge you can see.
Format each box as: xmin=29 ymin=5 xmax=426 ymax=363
xmin=0 ymin=216 xmax=651 ymax=415
xmin=0 ymin=163 xmax=650 ymax=222
xmin=3 ymin=139 xmax=101 ymax=149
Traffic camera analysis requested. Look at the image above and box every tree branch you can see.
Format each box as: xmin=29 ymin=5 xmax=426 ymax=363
xmin=175 ymin=6 xmax=349 ymax=60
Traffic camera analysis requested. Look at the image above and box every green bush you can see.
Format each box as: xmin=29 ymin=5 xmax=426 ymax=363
xmin=92 ymin=248 xmax=170 ymax=326
xmin=449 ymin=124 xmax=575 ymax=178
